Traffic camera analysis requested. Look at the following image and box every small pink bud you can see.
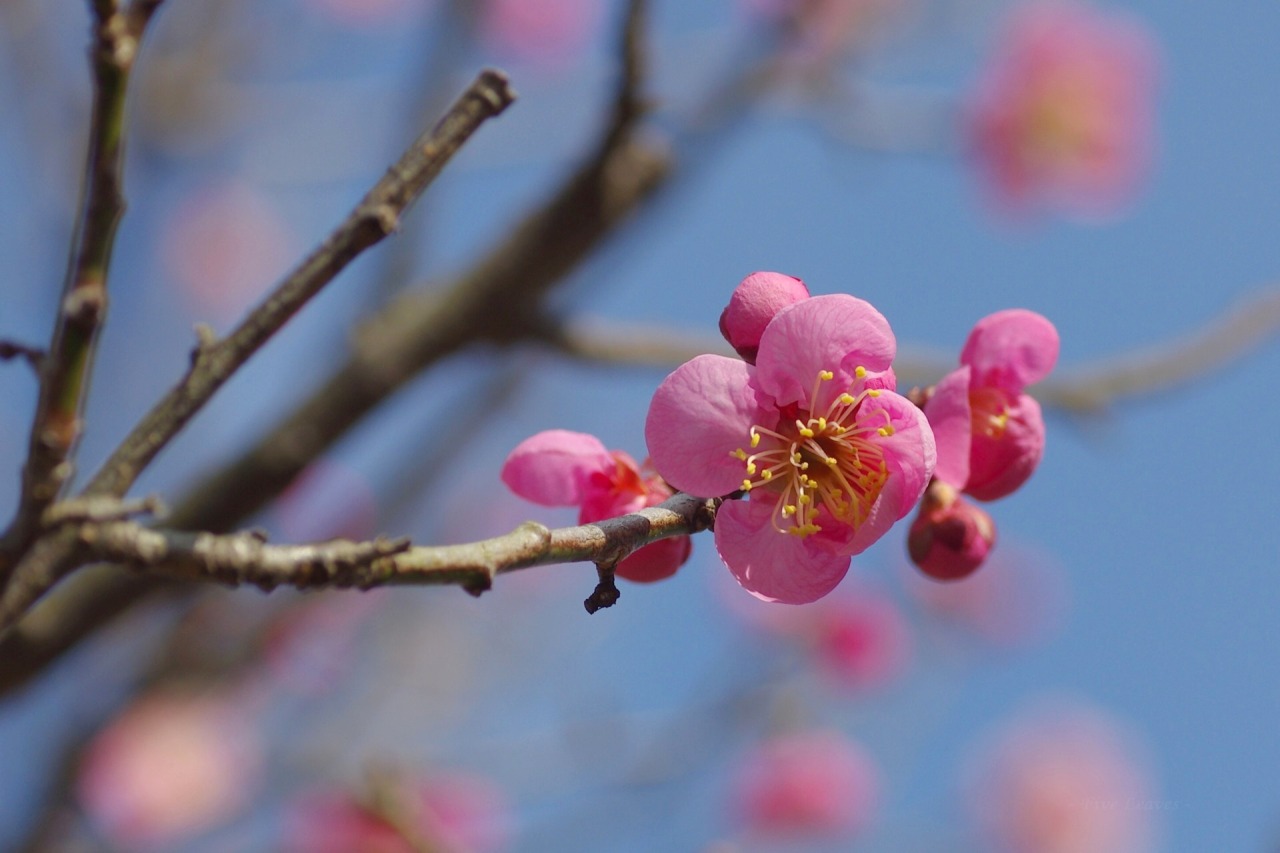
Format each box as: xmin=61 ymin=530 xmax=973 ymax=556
xmin=718 ymin=271 xmax=810 ymax=363
xmin=908 ymin=481 xmax=996 ymax=581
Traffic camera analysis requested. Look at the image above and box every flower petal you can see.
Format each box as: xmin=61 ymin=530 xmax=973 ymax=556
xmin=501 ymin=430 xmax=612 ymax=506
xmin=966 ymin=393 xmax=1045 ymax=501
xmin=960 ymin=310 xmax=1059 ymax=392
xmin=646 ymin=355 xmax=762 ymax=497
xmin=867 ymin=390 xmax=937 ymax=517
xmin=755 ymin=295 xmax=897 ymax=407
xmin=615 ymin=536 xmax=691 ymax=583
xmin=716 ymin=499 xmax=851 ymax=604
xmin=924 ymin=366 xmax=974 ymax=489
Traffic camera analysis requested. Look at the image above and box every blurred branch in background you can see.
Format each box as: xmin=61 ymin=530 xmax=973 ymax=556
xmin=534 ymin=282 xmax=1280 ymax=415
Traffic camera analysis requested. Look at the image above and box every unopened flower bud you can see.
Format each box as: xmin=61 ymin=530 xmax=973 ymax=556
xmin=718 ymin=271 xmax=810 ymax=363
xmin=908 ymin=481 xmax=996 ymax=581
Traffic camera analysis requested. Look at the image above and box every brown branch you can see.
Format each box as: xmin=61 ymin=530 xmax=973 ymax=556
xmin=84 ymin=68 xmax=516 ymax=501
xmin=0 ymin=69 xmax=516 ymax=656
xmin=0 ymin=340 xmax=44 ymax=372
xmin=158 ymin=2 xmax=661 ymax=536
xmin=75 ymin=492 xmax=718 ymax=598
xmin=0 ymin=2 xmax=665 ymax=690
xmin=2 ymin=1 xmax=159 ymax=570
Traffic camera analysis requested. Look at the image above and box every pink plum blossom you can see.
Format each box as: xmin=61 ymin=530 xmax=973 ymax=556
xmin=501 ymin=429 xmax=690 ymax=582
xmin=908 ymin=479 xmax=996 ymax=580
xmin=77 ymin=691 xmax=261 ymax=849
xmin=646 ymin=294 xmax=935 ymax=604
xmin=286 ymin=773 xmax=509 ymax=853
xmin=924 ymin=309 xmax=1058 ymax=501
xmin=734 ymin=730 xmax=879 ymax=837
xmin=964 ymin=702 xmax=1158 ymax=853
xmin=719 ymin=271 xmax=811 ymax=363
xmin=735 ymin=581 xmax=911 ymax=689
xmin=967 ymin=1 xmax=1159 ymax=218
xmin=161 ymin=181 xmax=296 ymax=324
xmin=478 ymin=0 xmax=601 ymax=68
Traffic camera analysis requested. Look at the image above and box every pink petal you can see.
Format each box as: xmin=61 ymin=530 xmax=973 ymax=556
xmin=866 ymin=390 xmax=937 ymax=518
xmin=615 ymin=536 xmax=691 ymax=583
xmin=966 ymin=392 xmax=1045 ymax=501
xmin=755 ymin=295 xmax=897 ymax=407
xmin=716 ymin=499 xmax=851 ymax=604
xmin=960 ymin=309 xmax=1060 ymax=392
xmin=645 ymin=355 xmax=763 ymax=497
xmin=719 ymin=271 xmax=811 ymax=364
xmin=501 ymin=430 xmax=613 ymax=506
xmin=924 ymin=366 xmax=974 ymax=489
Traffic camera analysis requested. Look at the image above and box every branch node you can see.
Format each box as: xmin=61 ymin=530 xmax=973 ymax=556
xmin=190 ymin=323 xmax=218 ymax=367
xmin=584 ymin=564 xmax=620 ymax=614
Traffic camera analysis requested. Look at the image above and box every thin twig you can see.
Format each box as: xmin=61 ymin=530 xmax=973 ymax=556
xmin=157 ymin=5 xmax=662 ymax=537
xmin=2 ymin=1 xmax=159 ymax=570
xmin=0 ymin=340 xmax=44 ymax=372
xmin=0 ymin=4 xmax=661 ymax=692
xmin=0 ymin=70 xmax=516 ymax=651
xmin=76 ymin=492 xmax=718 ymax=598
xmin=84 ymin=69 xmax=515 ymax=501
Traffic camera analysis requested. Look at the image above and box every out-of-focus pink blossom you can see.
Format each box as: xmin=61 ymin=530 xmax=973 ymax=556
xmin=734 ymin=730 xmax=879 ymax=837
xmin=925 ymin=309 xmax=1058 ymax=501
xmin=737 ymin=582 xmax=911 ymax=689
xmin=967 ymin=1 xmax=1159 ymax=217
xmin=478 ymin=0 xmax=601 ymax=68
xmin=806 ymin=589 xmax=911 ymax=688
xmin=77 ymin=692 xmax=261 ymax=849
xmin=161 ymin=181 xmax=296 ymax=323
xmin=964 ymin=702 xmax=1159 ymax=853
xmin=502 ymin=429 xmax=690 ymax=582
xmin=286 ymin=773 xmax=509 ymax=853
xmin=903 ymin=541 xmax=1067 ymax=648
xmin=647 ymin=293 xmax=934 ymax=604
xmin=719 ymin=271 xmax=811 ymax=364
xmin=908 ymin=479 xmax=996 ymax=580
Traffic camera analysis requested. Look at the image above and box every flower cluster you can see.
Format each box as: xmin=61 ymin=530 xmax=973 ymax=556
xmin=501 ymin=272 xmax=1056 ymax=603
xmin=909 ymin=308 xmax=1059 ymax=580
xmin=647 ymin=274 xmax=934 ymax=603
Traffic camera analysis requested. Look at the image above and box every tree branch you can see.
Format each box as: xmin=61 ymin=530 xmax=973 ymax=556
xmin=84 ymin=68 xmax=516 ymax=501
xmin=2 ymin=1 xmax=160 ymax=570
xmin=75 ymin=492 xmax=718 ymax=598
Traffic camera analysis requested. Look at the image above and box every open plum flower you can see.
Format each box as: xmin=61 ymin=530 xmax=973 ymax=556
xmin=967 ymin=1 xmax=1159 ymax=217
xmin=646 ymin=295 xmax=935 ymax=604
xmin=924 ymin=309 xmax=1058 ymax=502
xmin=501 ymin=430 xmax=690 ymax=583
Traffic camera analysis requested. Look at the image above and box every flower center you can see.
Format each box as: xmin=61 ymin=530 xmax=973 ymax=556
xmin=730 ymin=368 xmax=893 ymax=539
xmin=970 ymin=386 xmax=1012 ymax=439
